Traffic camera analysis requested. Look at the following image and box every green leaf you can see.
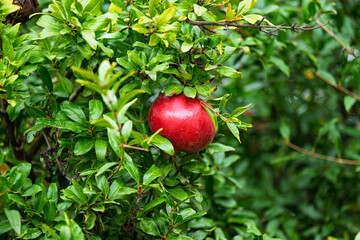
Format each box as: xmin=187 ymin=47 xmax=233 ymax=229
xmin=138 ymin=197 xmax=166 ymax=216
xmin=58 ymin=75 xmax=74 ymax=94
xmin=61 ymin=101 xmax=87 ymax=126
xmin=206 ymin=143 xmax=235 ymax=154
xmin=81 ymin=30 xmax=98 ymax=50
xmin=121 ymin=120 xmax=133 ymax=143
xmin=96 ymin=162 xmax=117 ymax=176
xmin=149 ymin=34 xmax=161 ymax=46
xmin=230 ymin=104 xmax=251 ymax=118
xmin=2 ymin=35 xmax=14 ymax=60
xmin=116 ymin=97 xmax=139 ymax=124
xmin=44 ymin=200 xmax=56 ymax=224
xmin=168 ymin=187 xmax=188 ymax=201
xmin=193 ymin=4 xmax=207 ymax=16
xmin=74 ymin=137 xmax=95 ymax=155
xmin=226 ymin=121 xmax=241 ymax=143
xmin=5 ymin=209 xmax=21 ymax=236
xmin=9 ymin=163 xmax=31 ymax=191
xmin=81 ymin=0 xmax=103 ymax=15
xmin=132 ymin=24 xmax=150 ymax=34
xmin=47 ymin=183 xmax=58 ymax=203
xmin=149 ymin=0 xmax=160 ymax=17
xmin=214 ymin=46 xmax=236 ymax=65
xmin=95 ymin=139 xmax=107 ymax=161
xmin=151 ymin=134 xmax=175 ymax=156
xmin=24 ymin=103 xmax=47 ymax=119
xmin=143 ymin=165 xmax=163 ymax=185
xmin=128 ymin=51 xmax=145 ymax=67
xmin=216 ymin=66 xmax=243 ymax=78
xmin=181 ymin=41 xmax=193 ymax=53
xmin=155 ymin=6 xmax=175 ymax=29
xmin=107 ymin=128 xmax=123 ymax=158
xmin=165 ymin=84 xmax=184 ymax=96
xmin=184 ymin=86 xmax=197 ymax=98
xmin=123 ymin=152 xmax=140 ymax=184
xmin=195 ymin=85 xmax=211 ymax=97
xmin=344 ymin=96 xmax=356 ymax=112
xmin=269 ymin=57 xmax=290 ymax=77
xmin=140 ymin=218 xmax=161 ymax=236
xmin=89 ymin=100 xmax=104 ymax=123
xmin=237 ymin=0 xmax=257 ymax=15
xmin=96 ymin=175 xmax=109 ymax=197
xmin=37 ymin=65 xmax=53 ymax=92
xmin=22 ymin=185 xmax=42 ymax=197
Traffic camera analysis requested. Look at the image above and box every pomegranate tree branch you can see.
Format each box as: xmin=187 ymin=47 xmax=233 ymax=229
xmin=184 ymin=18 xmax=328 ymax=37
xmin=315 ymin=71 xmax=360 ymax=101
xmin=286 ymin=141 xmax=360 ymax=165
xmin=315 ymin=19 xmax=355 ymax=57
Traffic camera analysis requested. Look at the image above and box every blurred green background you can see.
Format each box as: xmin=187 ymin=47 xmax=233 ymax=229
xmin=201 ymin=0 xmax=360 ymax=239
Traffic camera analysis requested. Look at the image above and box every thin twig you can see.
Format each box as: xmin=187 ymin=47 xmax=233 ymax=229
xmin=125 ymin=186 xmax=144 ymax=232
xmin=286 ymin=141 xmax=360 ymax=165
xmin=183 ymin=18 xmax=328 ymax=37
xmin=122 ymin=144 xmax=149 ymax=152
xmin=315 ymin=71 xmax=360 ymax=102
xmin=315 ymin=19 xmax=355 ymax=57
xmin=42 ymin=131 xmax=72 ymax=182
xmin=107 ymin=150 xmax=125 ymax=181
xmin=65 ymin=134 xmax=75 ymax=171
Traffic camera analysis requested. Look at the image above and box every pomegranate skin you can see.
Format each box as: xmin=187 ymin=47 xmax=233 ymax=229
xmin=148 ymin=93 xmax=216 ymax=153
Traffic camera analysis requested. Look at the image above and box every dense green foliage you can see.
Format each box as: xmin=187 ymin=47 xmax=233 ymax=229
xmin=1 ymin=0 xmax=360 ymax=239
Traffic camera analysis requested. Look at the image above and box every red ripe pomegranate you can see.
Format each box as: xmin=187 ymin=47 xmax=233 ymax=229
xmin=148 ymin=93 xmax=216 ymax=153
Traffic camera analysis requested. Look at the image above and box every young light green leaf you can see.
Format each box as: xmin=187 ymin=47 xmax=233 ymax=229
xmin=237 ymin=0 xmax=257 ymax=15
xmin=193 ymin=4 xmax=207 ymax=16
xmin=155 ymin=6 xmax=175 ymax=29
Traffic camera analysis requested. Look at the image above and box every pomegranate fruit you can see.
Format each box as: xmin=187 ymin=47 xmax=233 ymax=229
xmin=148 ymin=93 xmax=216 ymax=153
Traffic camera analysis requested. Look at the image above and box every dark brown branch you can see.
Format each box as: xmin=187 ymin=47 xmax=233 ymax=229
xmin=1 ymin=98 xmax=24 ymax=160
xmin=183 ymin=18 xmax=329 ymax=37
xmin=69 ymin=86 xmax=85 ymax=102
